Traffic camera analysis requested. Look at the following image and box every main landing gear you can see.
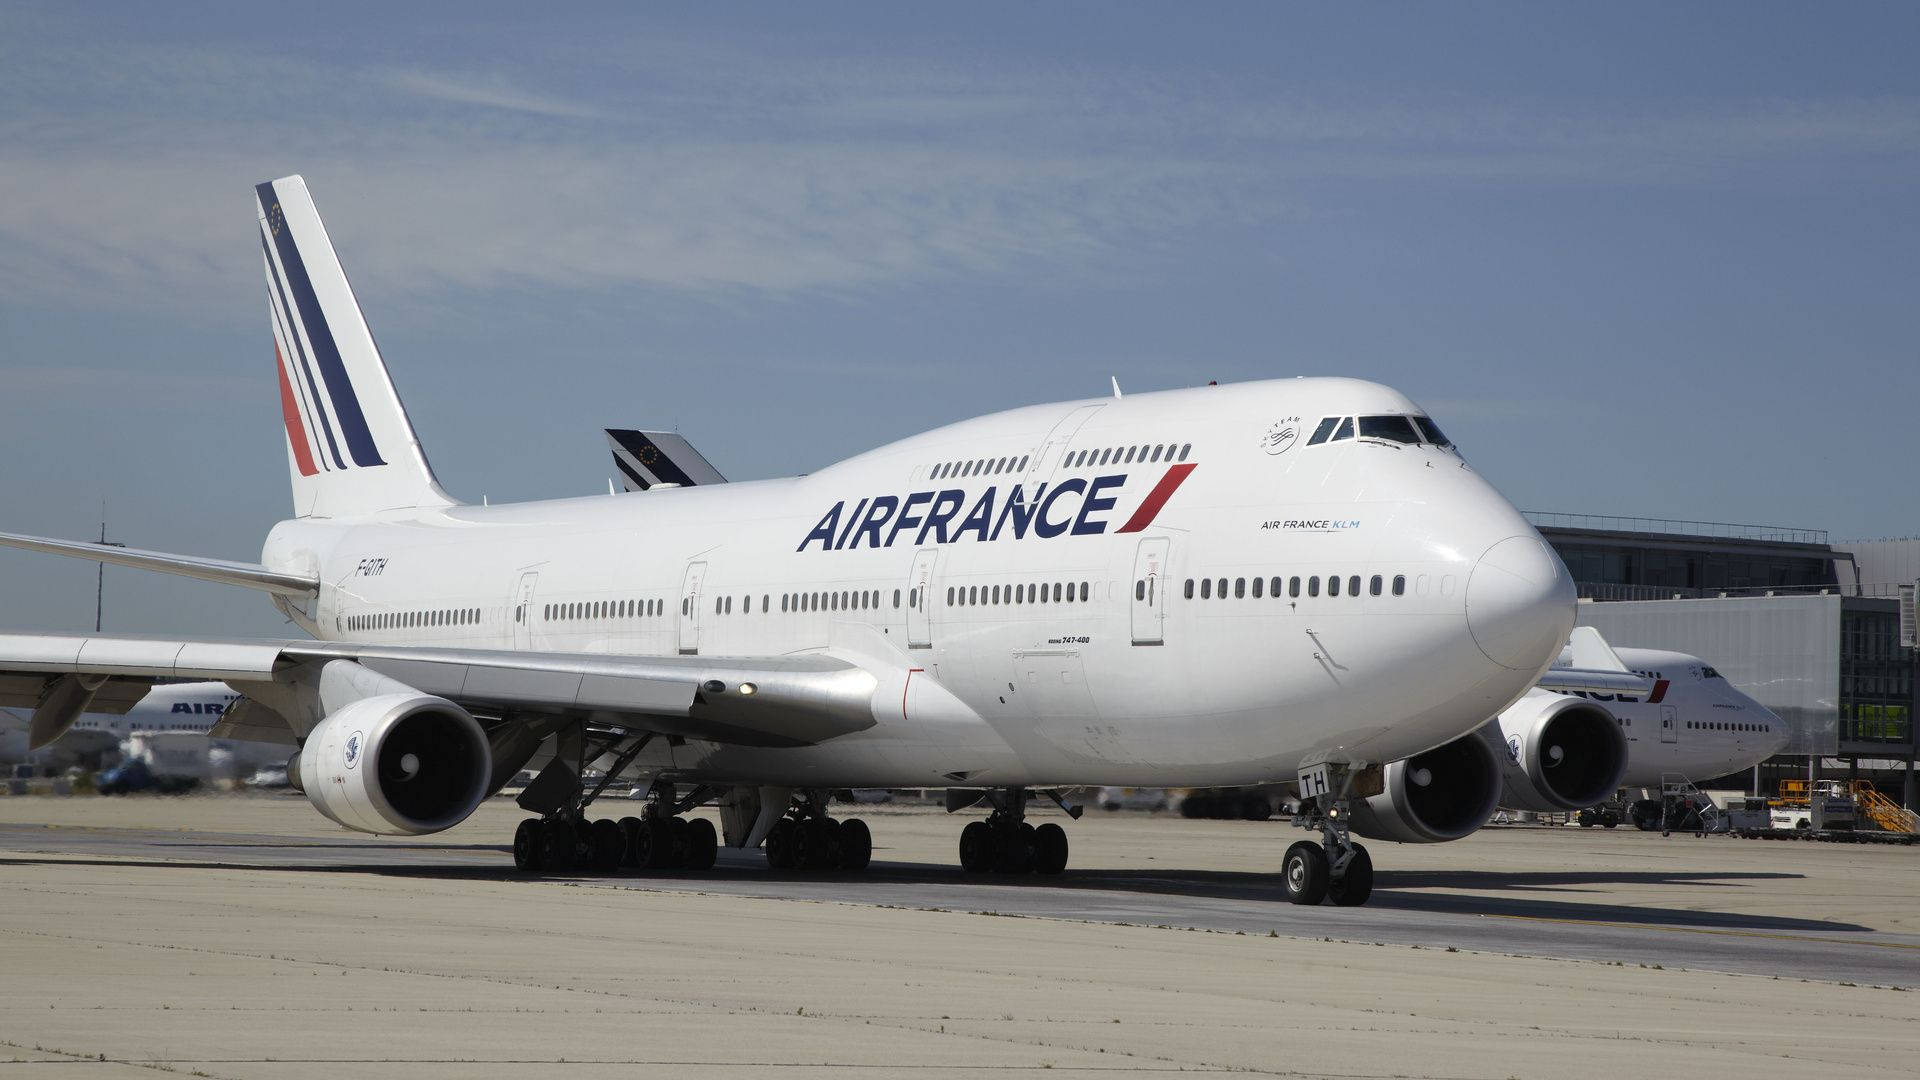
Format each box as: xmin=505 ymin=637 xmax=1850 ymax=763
xmin=763 ymin=790 xmax=872 ymax=873
xmin=956 ymin=788 xmax=1072 ymax=876
xmin=1286 ymin=761 xmax=1375 ymax=906
xmin=511 ymin=778 xmax=719 ymax=875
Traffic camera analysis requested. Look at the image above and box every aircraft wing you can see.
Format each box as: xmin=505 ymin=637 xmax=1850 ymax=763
xmin=0 ymin=633 xmax=878 ymax=750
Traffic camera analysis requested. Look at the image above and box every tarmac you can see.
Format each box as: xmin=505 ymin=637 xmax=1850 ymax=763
xmin=2 ymin=793 xmax=1917 ymax=1079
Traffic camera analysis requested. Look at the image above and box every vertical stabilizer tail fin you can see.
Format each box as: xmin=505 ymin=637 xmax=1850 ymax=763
xmin=257 ymin=175 xmax=455 ymax=518
xmin=605 ymin=429 xmax=728 ymax=492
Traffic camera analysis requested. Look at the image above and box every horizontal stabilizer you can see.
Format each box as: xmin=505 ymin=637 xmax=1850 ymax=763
xmin=0 ymin=531 xmax=317 ymax=596
xmin=606 ymin=429 xmax=727 ymax=492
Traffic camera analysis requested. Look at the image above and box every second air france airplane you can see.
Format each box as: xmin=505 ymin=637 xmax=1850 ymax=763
xmin=0 ymin=176 xmax=1578 ymax=906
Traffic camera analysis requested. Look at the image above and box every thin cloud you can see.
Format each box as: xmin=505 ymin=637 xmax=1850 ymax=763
xmin=385 ymin=70 xmax=606 ymax=120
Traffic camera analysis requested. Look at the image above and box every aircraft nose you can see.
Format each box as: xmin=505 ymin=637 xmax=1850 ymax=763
xmin=1465 ymin=535 xmax=1576 ymax=671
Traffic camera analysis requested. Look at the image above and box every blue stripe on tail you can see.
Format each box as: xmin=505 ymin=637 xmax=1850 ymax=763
xmin=256 ymin=181 xmax=386 ymax=468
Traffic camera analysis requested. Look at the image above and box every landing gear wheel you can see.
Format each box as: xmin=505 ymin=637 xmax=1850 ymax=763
xmin=632 ymin=816 xmax=675 ymax=870
xmin=1031 ymin=822 xmax=1069 ymax=875
xmin=540 ymin=819 xmax=578 ymax=873
xmin=995 ymin=822 xmax=1035 ymax=874
xmin=513 ymin=819 xmax=545 ymax=872
xmin=958 ymin=820 xmax=994 ymax=873
xmin=670 ymin=816 xmax=693 ymax=866
xmin=765 ymin=818 xmax=799 ymax=871
xmin=684 ymin=817 xmax=718 ymax=871
xmin=837 ymin=818 xmax=872 ymax=872
xmin=1281 ymin=840 xmax=1329 ymax=905
xmin=1327 ymin=843 xmax=1373 ymax=907
xmin=616 ymin=817 xmax=644 ymax=868
xmin=799 ymin=817 xmax=840 ymax=871
xmin=588 ymin=818 xmax=625 ymax=872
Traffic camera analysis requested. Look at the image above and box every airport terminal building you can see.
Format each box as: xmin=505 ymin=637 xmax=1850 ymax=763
xmin=1524 ymin=513 xmax=1918 ymax=807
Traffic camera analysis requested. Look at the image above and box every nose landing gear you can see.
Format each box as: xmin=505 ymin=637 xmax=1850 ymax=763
xmin=1287 ymin=760 xmax=1377 ymax=906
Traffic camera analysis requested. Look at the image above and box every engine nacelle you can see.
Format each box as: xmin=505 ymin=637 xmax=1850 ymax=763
xmin=292 ymin=692 xmax=490 ymax=835
xmin=1484 ymin=688 xmax=1628 ymax=812
xmin=1347 ymin=731 xmax=1502 ymax=844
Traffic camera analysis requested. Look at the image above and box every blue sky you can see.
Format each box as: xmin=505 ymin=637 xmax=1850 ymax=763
xmin=2 ymin=2 xmax=1916 ymax=636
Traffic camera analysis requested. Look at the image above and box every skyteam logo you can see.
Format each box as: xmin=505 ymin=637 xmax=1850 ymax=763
xmin=343 ymin=730 xmax=365 ymax=770
xmin=798 ymin=463 xmax=1196 ymax=552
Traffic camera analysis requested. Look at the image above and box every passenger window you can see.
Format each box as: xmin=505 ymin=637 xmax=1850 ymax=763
xmin=1270 ymin=576 xmax=1282 ymax=597
xmin=1078 ymin=582 xmax=1089 ymax=601
xmin=1307 ymin=417 xmax=1340 ymax=445
xmin=1136 ymin=580 xmax=1146 ymax=601
xmin=1329 ymin=576 xmax=1341 ymax=597
xmin=1178 ymin=443 xmax=1191 ymax=461
xmin=1184 ymin=579 xmax=1194 ymax=599
xmin=1370 ymin=575 xmax=1382 ymax=596
xmin=1332 ymin=418 xmax=1354 ymax=441
xmin=1122 ymin=447 xmax=1135 ymax=464
xmin=1018 ymin=455 xmax=1029 ymax=470
xmin=1216 ymin=577 xmax=1227 ymax=599
xmin=1201 ymin=578 xmax=1212 ymax=599
xmin=1357 ymin=415 xmax=1421 ymax=444
xmin=1053 ymin=583 xmax=1063 ymax=602
xmin=1252 ymin=576 xmax=1263 ymax=598
xmin=1392 ymin=575 xmax=1406 ymax=596
xmin=1289 ymin=576 xmax=1301 ymax=598
xmin=946 ymin=587 xmax=955 ymax=605
xmin=1234 ymin=577 xmax=1245 ymax=598
xmin=1308 ymin=576 xmax=1320 ymax=597
xmin=1348 ymin=575 xmax=1361 ymax=596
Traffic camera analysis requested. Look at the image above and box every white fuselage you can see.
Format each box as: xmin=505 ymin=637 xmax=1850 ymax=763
xmin=264 ymin=378 xmax=1574 ymax=789
xmin=1558 ymin=648 xmax=1788 ymax=786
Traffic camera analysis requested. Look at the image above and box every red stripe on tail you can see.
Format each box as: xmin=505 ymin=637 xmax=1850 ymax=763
xmin=276 ymin=344 xmax=319 ymax=477
xmin=1116 ymin=463 xmax=1197 ymax=533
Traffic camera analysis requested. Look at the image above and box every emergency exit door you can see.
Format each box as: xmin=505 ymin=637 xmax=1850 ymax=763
xmin=1660 ymin=704 xmax=1679 ymax=743
xmin=907 ymin=548 xmax=938 ymax=648
xmin=678 ymin=561 xmax=708 ymax=655
xmin=1130 ymin=537 xmax=1171 ymax=645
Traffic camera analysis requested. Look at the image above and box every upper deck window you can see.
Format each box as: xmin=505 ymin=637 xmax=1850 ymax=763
xmin=1357 ymin=415 xmax=1421 ymax=444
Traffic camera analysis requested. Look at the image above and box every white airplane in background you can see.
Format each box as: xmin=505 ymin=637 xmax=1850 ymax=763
xmin=2 ymin=682 xmax=284 ymax=781
xmin=0 ymin=175 xmax=1592 ymax=907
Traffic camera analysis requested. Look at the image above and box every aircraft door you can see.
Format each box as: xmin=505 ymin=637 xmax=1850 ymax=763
xmin=510 ymin=571 xmax=539 ymax=650
xmin=1130 ymin=536 xmax=1171 ymax=645
xmin=1660 ymin=704 xmax=1679 ymax=744
xmin=678 ymin=561 xmax=708 ymax=655
xmin=907 ymin=548 xmax=938 ymax=648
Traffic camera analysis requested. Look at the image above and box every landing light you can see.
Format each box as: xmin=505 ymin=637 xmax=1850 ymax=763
xmin=739 ymin=682 xmax=757 ymax=696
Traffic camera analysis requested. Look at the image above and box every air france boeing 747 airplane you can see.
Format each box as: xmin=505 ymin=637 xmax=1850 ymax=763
xmin=0 ymin=176 xmax=1584 ymax=906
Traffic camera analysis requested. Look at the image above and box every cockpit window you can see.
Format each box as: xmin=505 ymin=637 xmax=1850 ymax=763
xmin=1332 ymin=417 xmax=1354 ymax=441
xmin=1306 ymin=416 xmax=1341 ymax=445
xmin=1702 ymin=666 xmax=1723 ymax=680
xmin=1412 ymin=416 xmax=1452 ymax=448
xmin=1357 ymin=415 xmax=1421 ymax=444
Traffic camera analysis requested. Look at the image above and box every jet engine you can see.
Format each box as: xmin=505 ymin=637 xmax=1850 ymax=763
xmin=1346 ymin=730 xmax=1502 ymax=844
xmin=1483 ymin=688 xmax=1627 ymax=812
xmin=287 ymin=692 xmax=490 ymax=836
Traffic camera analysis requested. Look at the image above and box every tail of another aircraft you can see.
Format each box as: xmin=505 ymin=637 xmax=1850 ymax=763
xmin=256 ymin=176 xmax=455 ymax=518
